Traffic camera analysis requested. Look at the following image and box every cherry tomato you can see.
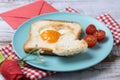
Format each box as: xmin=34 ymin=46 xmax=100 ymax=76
xmin=83 ymin=35 xmax=97 ymax=47
xmin=86 ymin=24 xmax=97 ymax=35
xmin=93 ymin=30 xmax=106 ymax=42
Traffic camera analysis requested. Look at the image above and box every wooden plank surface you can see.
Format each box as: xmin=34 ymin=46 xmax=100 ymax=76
xmin=0 ymin=0 xmax=120 ymax=80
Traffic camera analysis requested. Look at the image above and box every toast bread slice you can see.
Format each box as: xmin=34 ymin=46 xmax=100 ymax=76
xmin=23 ymin=20 xmax=88 ymax=56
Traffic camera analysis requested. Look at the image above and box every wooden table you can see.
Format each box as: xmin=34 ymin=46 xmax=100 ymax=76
xmin=0 ymin=0 xmax=120 ymax=80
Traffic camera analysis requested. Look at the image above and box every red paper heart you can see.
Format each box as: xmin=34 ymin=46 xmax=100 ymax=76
xmin=0 ymin=59 xmax=23 ymax=80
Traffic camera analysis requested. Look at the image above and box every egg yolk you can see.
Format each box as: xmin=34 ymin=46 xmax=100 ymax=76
xmin=40 ymin=30 xmax=61 ymax=43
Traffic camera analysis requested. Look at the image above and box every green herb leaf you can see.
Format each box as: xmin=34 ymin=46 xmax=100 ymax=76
xmin=0 ymin=51 xmax=5 ymax=64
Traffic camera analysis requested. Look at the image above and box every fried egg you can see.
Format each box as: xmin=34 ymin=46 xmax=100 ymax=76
xmin=39 ymin=26 xmax=73 ymax=43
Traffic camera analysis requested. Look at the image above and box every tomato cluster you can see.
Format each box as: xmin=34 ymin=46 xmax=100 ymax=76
xmin=83 ymin=24 xmax=106 ymax=47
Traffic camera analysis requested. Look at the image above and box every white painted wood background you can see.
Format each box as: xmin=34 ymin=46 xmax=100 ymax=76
xmin=0 ymin=0 xmax=120 ymax=80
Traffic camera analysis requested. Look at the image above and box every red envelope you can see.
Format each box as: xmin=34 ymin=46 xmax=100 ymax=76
xmin=0 ymin=0 xmax=58 ymax=29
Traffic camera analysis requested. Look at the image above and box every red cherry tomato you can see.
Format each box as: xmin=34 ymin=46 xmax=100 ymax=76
xmin=86 ymin=24 xmax=97 ymax=35
xmin=93 ymin=30 xmax=106 ymax=42
xmin=83 ymin=35 xmax=97 ymax=47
